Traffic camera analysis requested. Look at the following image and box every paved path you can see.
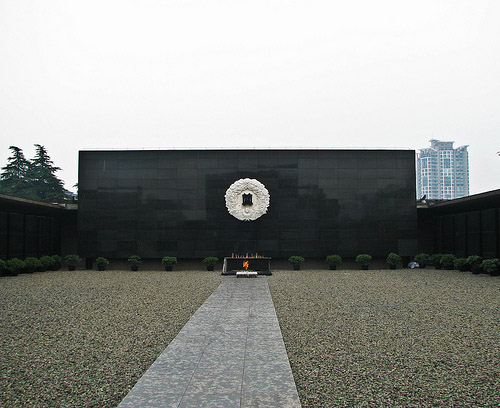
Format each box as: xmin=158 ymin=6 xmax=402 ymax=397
xmin=118 ymin=277 xmax=301 ymax=408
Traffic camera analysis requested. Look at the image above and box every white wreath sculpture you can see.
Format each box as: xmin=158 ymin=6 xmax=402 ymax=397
xmin=225 ymin=178 xmax=270 ymax=221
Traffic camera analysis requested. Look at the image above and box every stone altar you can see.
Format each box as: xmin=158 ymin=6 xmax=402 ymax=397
xmin=222 ymin=257 xmax=272 ymax=276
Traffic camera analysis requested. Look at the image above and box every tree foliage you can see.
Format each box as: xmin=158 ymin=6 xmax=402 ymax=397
xmin=0 ymin=146 xmax=34 ymax=198
xmin=0 ymin=145 xmax=69 ymax=201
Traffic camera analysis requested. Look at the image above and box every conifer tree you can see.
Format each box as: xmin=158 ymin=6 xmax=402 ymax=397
xmin=25 ymin=144 xmax=67 ymax=201
xmin=0 ymin=146 xmax=35 ymax=198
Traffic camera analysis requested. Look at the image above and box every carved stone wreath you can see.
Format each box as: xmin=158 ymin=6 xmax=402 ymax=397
xmin=225 ymin=178 xmax=270 ymax=221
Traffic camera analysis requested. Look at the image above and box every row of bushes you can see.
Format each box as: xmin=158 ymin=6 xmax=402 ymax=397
xmin=126 ymin=256 xmax=219 ymax=271
xmin=414 ymin=253 xmax=500 ymax=275
xmin=3 ymin=253 xmax=499 ymax=275
xmin=0 ymin=255 xmax=81 ymax=276
xmin=0 ymin=255 xmax=222 ymax=275
xmin=287 ymin=253 xmax=500 ymax=275
xmin=288 ymin=253 xmax=401 ymax=270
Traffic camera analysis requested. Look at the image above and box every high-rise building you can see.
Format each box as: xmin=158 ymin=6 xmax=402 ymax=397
xmin=416 ymin=139 xmax=469 ymax=200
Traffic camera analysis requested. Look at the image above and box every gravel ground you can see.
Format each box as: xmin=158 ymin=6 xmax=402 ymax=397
xmin=268 ymin=269 xmax=500 ymax=408
xmin=2 ymin=269 xmax=500 ymax=408
xmin=0 ymin=270 xmax=222 ymax=408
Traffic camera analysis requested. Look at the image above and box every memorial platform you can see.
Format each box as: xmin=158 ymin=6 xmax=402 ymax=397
xmin=222 ymin=257 xmax=272 ymax=275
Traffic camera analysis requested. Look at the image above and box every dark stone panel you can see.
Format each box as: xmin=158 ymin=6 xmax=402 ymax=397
xmin=481 ymin=209 xmax=498 ymax=258
xmin=435 ymin=217 xmax=444 ymax=253
xmin=9 ymin=213 xmax=24 ymax=259
xmin=397 ymin=239 xmax=417 ymax=256
xmin=498 ymin=209 xmax=500 ymax=258
xmin=453 ymin=213 xmax=467 ymax=257
xmin=24 ymin=215 xmax=38 ymax=257
xmin=38 ymin=217 xmax=53 ymax=256
xmin=0 ymin=212 xmax=8 ymax=259
xmin=481 ymin=232 xmax=497 ymax=259
xmin=466 ymin=211 xmax=482 ymax=256
xmin=78 ymin=149 xmax=417 ymax=258
xmin=442 ymin=215 xmax=454 ymax=253
xmin=481 ymin=209 xmax=496 ymax=232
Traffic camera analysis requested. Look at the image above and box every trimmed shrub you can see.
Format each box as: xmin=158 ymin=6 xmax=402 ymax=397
xmin=51 ymin=255 xmax=62 ymax=271
xmin=39 ymin=255 xmax=55 ymax=271
xmin=414 ymin=253 xmax=430 ymax=268
xmin=355 ymin=254 xmax=372 ymax=266
xmin=466 ymin=255 xmax=483 ymax=274
xmin=24 ymin=257 xmax=42 ymax=273
xmin=288 ymin=256 xmax=305 ymax=270
xmin=64 ymin=254 xmax=81 ymax=271
xmin=480 ymin=258 xmax=500 ymax=276
xmin=454 ymin=258 xmax=469 ymax=272
xmin=162 ymin=256 xmax=178 ymax=265
xmin=128 ymin=255 xmax=142 ymax=271
xmin=325 ymin=255 xmax=342 ymax=270
xmin=96 ymin=257 xmax=109 ymax=266
xmin=202 ymin=257 xmax=219 ymax=271
xmin=202 ymin=257 xmax=219 ymax=266
xmin=288 ymin=256 xmax=305 ymax=265
xmin=6 ymin=258 xmax=25 ymax=276
xmin=386 ymin=253 xmax=401 ymax=267
xmin=430 ymin=253 xmax=443 ymax=269
xmin=440 ymin=254 xmax=456 ymax=270
xmin=162 ymin=256 xmax=178 ymax=271
xmin=96 ymin=257 xmax=110 ymax=270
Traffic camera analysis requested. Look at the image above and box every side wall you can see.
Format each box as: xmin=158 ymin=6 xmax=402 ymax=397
xmin=418 ymin=206 xmax=500 ymax=258
xmin=78 ymin=149 xmax=417 ymax=259
xmin=0 ymin=204 xmax=77 ymax=260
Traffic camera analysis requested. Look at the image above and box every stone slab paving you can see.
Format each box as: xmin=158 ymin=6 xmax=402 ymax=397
xmin=118 ymin=276 xmax=301 ymax=408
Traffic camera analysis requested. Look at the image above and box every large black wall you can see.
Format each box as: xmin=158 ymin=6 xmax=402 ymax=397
xmin=78 ymin=149 xmax=417 ymax=259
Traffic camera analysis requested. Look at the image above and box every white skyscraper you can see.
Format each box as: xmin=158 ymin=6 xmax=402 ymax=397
xmin=416 ymin=139 xmax=469 ymax=200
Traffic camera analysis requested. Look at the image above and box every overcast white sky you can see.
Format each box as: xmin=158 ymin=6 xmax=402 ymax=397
xmin=1 ymin=0 xmax=499 ymax=195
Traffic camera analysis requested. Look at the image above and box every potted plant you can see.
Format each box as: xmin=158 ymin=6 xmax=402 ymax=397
xmin=288 ymin=256 xmax=305 ymax=270
xmin=466 ymin=255 xmax=483 ymax=274
xmin=480 ymin=258 xmax=500 ymax=276
xmin=414 ymin=253 xmax=430 ymax=268
xmin=24 ymin=257 xmax=42 ymax=273
xmin=6 ymin=258 xmax=25 ymax=276
xmin=64 ymin=254 xmax=81 ymax=271
xmin=430 ymin=253 xmax=443 ymax=269
xmin=51 ymin=255 xmax=62 ymax=271
xmin=128 ymin=255 xmax=142 ymax=271
xmin=439 ymin=254 xmax=456 ymax=270
xmin=39 ymin=255 xmax=55 ymax=272
xmin=325 ymin=255 xmax=342 ymax=270
xmin=355 ymin=254 xmax=372 ymax=270
xmin=386 ymin=253 xmax=401 ymax=270
xmin=162 ymin=256 xmax=178 ymax=271
xmin=454 ymin=258 xmax=469 ymax=272
xmin=96 ymin=257 xmax=110 ymax=271
xmin=202 ymin=257 xmax=219 ymax=271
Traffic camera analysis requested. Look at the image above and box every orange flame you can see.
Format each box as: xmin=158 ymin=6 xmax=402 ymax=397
xmin=243 ymin=261 xmax=249 ymax=270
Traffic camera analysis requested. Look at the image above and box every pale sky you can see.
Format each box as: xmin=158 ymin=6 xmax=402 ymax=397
xmin=1 ymin=0 xmax=499 ymax=195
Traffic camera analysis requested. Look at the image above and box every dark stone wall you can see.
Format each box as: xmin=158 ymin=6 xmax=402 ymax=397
xmin=417 ymin=190 xmax=500 ymax=258
xmin=78 ymin=149 xmax=417 ymax=259
xmin=0 ymin=198 xmax=76 ymax=259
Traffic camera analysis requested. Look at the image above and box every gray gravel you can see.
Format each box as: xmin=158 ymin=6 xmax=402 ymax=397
xmin=0 ymin=270 xmax=222 ymax=408
xmin=268 ymin=269 xmax=500 ymax=408
xmin=3 ymin=269 xmax=500 ymax=408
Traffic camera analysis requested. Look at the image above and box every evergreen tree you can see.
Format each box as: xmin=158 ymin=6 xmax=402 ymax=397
xmin=0 ymin=146 xmax=35 ymax=199
xmin=25 ymin=144 xmax=68 ymax=201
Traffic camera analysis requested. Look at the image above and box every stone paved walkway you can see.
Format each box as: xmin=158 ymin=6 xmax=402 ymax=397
xmin=118 ymin=276 xmax=301 ymax=408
